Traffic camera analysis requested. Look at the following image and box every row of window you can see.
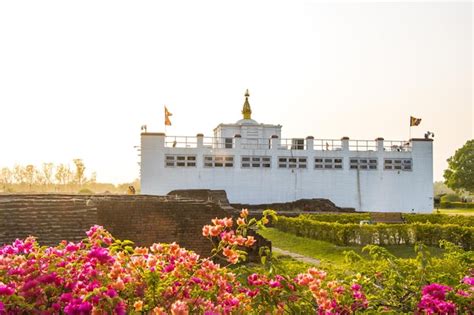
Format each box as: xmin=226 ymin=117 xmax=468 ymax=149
xmin=165 ymin=155 xmax=413 ymax=171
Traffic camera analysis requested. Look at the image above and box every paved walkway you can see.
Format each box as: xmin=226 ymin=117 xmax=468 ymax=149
xmin=272 ymin=247 xmax=320 ymax=265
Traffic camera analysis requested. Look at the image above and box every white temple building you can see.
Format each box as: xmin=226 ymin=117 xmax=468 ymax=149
xmin=141 ymin=91 xmax=433 ymax=213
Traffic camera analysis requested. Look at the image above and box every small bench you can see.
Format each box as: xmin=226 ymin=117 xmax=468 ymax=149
xmin=370 ymin=212 xmax=405 ymax=224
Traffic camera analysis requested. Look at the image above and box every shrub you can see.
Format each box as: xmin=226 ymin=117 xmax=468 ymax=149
xmin=274 ymin=216 xmax=474 ymax=249
xmin=440 ymin=201 xmax=474 ymax=209
xmin=78 ymin=188 xmax=94 ymax=195
xmin=303 ymin=213 xmax=474 ymax=226
xmin=302 ymin=213 xmax=370 ymax=224
xmin=441 ymin=193 xmax=461 ymax=203
xmin=403 ymin=214 xmax=474 ymax=226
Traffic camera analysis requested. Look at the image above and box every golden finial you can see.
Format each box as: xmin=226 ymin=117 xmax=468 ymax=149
xmin=242 ymin=89 xmax=252 ymax=119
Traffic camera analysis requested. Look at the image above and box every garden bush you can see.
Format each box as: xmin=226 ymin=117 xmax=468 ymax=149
xmin=274 ymin=216 xmax=474 ymax=249
xmin=331 ymin=242 xmax=474 ymax=313
xmin=78 ymin=188 xmax=94 ymax=195
xmin=441 ymin=193 xmax=461 ymax=203
xmin=301 ymin=213 xmax=370 ymax=224
xmin=440 ymin=201 xmax=474 ymax=209
xmin=303 ymin=212 xmax=474 ymax=226
xmin=403 ymin=213 xmax=474 ymax=226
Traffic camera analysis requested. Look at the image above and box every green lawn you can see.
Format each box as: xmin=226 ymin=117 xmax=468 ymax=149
xmin=435 ymin=208 xmax=474 ymax=216
xmin=258 ymin=228 xmax=445 ymax=265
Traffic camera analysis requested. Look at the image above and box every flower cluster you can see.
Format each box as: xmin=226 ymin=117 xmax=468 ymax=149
xmin=417 ymin=276 xmax=474 ymax=314
xmin=295 ymin=268 xmax=368 ymax=313
xmin=202 ymin=209 xmax=256 ymax=264
xmin=418 ymin=283 xmax=456 ymax=314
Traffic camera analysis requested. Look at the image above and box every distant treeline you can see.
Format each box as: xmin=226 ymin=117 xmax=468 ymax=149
xmin=0 ymin=160 xmax=139 ymax=194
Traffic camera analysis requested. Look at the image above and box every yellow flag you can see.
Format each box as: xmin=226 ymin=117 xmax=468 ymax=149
xmin=410 ymin=116 xmax=421 ymax=127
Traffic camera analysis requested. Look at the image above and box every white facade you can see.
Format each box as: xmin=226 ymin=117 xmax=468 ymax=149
xmin=141 ymin=93 xmax=434 ymax=213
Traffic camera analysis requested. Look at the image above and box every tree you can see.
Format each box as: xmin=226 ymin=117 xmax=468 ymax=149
xmin=55 ymin=164 xmax=73 ymax=187
xmin=443 ymin=139 xmax=474 ymax=194
xmin=24 ymin=165 xmax=36 ymax=190
xmin=13 ymin=165 xmax=25 ymax=184
xmin=41 ymin=163 xmax=54 ymax=186
xmin=0 ymin=167 xmax=13 ymax=189
xmin=73 ymin=159 xmax=86 ymax=187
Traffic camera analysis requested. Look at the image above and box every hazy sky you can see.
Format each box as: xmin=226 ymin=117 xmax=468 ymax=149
xmin=0 ymin=1 xmax=472 ymax=183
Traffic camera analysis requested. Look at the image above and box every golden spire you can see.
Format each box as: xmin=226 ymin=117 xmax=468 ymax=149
xmin=242 ymin=89 xmax=252 ymax=119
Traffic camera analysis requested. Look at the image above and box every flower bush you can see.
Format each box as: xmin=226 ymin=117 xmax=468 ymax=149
xmin=0 ymin=209 xmax=368 ymax=314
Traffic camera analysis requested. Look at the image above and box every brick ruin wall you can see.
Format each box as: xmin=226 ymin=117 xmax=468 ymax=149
xmin=0 ymin=194 xmax=253 ymax=257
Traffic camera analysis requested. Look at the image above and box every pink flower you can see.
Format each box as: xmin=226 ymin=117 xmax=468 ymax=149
xmin=351 ymin=283 xmax=362 ymax=291
xmin=65 ymin=242 xmax=80 ymax=252
xmin=421 ymin=283 xmax=451 ymax=300
xmin=462 ymin=276 xmax=474 ymax=288
xmin=86 ymin=225 xmax=100 ymax=237
xmin=163 ymin=263 xmax=175 ymax=273
xmin=171 ymin=300 xmax=189 ymax=315
xmin=115 ymin=301 xmax=127 ymax=315
xmin=87 ymin=247 xmax=114 ymax=264
xmin=105 ymin=288 xmax=117 ymax=298
xmin=0 ymin=283 xmax=14 ymax=296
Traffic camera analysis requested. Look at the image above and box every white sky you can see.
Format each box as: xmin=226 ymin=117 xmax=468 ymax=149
xmin=0 ymin=1 xmax=472 ymax=183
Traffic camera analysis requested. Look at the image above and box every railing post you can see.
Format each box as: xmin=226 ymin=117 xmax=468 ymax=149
xmin=375 ymin=137 xmax=384 ymax=152
xmin=306 ymin=136 xmax=314 ymax=151
xmin=271 ymin=135 xmax=279 ymax=150
xmin=196 ymin=133 xmax=204 ymax=148
xmin=234 ymin=134 xmax=241 ymax=149
xmin=341 ymin=137 xmax=349 ymax=151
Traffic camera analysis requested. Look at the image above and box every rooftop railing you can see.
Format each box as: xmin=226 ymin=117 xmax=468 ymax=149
xmin=160 ymin=135 xmax=412 ymax=152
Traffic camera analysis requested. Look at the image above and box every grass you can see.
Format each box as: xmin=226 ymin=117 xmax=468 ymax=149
xmin=258 ymin=228 xmax=445 ymax=265
xmin=435 ymin=208 xmax=474 ymax=216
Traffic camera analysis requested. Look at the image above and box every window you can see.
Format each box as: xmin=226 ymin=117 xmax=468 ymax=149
xmin=165 ymin=155 xmax=196 ymax=167
xmin=314 ymin=157 xmax=343 ymax=169
xmin=384 ymin=158 xmax=412 ymax=171
xmin=241 ymin=156 xmax=271 ymax=168
xmin=204 ymin=155 xmax=234 ymax=167
xmin=278 ymin=157 xmax=307 ymax=169
xmin=291 ymin=138 xmax=304 ymax=150
xmin=350 ymin=158 xmax=377 ymax=170
xmin=224 ymin=138 xmax=233 ymax=149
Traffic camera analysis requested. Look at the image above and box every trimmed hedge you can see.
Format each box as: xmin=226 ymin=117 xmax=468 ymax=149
xmin=301 ymin=213 xmax=369 ymax=224
xmin=302 ymin=213 xmax=474 ymax=227
xmin=274 ymin=216 xmax=474 ymax=250
xmin=439 ymin=202 xmax=474 ymax=209
xmin=403 ymin=214 xmax=474 ymax=227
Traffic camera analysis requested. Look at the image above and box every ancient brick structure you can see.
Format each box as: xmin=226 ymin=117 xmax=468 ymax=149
xmin=0 ymin=194 xmax=267 ymax=257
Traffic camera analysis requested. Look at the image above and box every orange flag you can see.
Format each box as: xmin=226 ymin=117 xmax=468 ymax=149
xmin=165 ymin=106 xmax=172 ymax=126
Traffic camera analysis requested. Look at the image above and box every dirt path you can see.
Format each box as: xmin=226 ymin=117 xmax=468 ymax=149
xmin=272 ymin=247 xmax=320 ymax=265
